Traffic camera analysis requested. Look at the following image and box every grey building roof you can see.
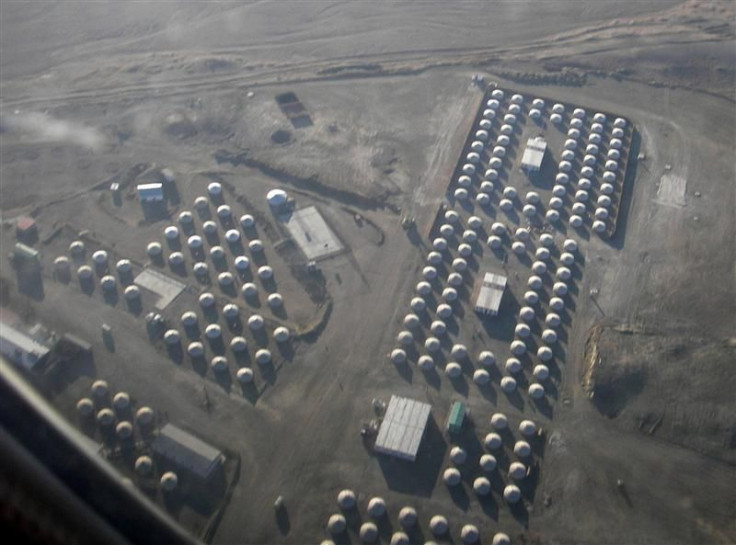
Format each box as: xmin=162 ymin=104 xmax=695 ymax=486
xmin=0 ymin=324 xmax=50 ymax=368
xmin=152 ymin=424 xmax=223 ymax=479
xmin=374 ymin=396 xmax=431 ymax=461
xmin=474 ymin=273 xmax=507 ymax=315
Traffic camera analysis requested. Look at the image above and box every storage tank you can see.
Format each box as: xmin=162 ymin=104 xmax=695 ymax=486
xmin=257 ymin=265 xmax=273 ymax=280
xmin=359 ymin=522 xmax=379 ymax=543
xmin=473 ymin=369 xmax=490 ymax=385
xmin=561 ymin=150 xmax=575 ymax=162
xmin=500 ymin=124 xmax=513 ymax=135
xmin=429 ymin=515 xmax=448 ymax=536
xmin=239 ymin=214 xmax=255 ymax=229
xmin=418 ymin=355 xmax=434 ymax=371
xmin=568 ymin=127 xmax=581 ymax=139
xmin=570 ymin=118 xmax=583 ymax=129
xmin=500 ymin=376 xmax=517 ymax=392
xmin=499 ymin=199 xmax=513 ymax=211
xmin=569 ymin=215 xmax=584 ymax=228
xmin=550 ymin=113 xmax=562 ymax=124
xmin=514 ymin=440 xmax=532 ymax=458
xmin=524 ymin=290 xmax=539 ymax=304
xmin=403 ymin=314 xmax=420 ymax=328
xmin=255 ymin=349 xmax=272 ymax=365
xmin=230 ymin=336 xmax=248 ymax=352
xmin=548 ymin=197 xmax=563 ymax=210
xmin=512 ymin=241 xmax=526 ymax=255
xmin=390 ymin=349 xmax=407 ymax=364
xmin=505 ymin=357 xmax=522 ymax=374
xmin=447 ymin=273 xmax=463 ymax=287
xmin=522 ymin=204 xmax=537 ymax=217
xmin=451 ymin=344 xmax=468 ymax=359
xmin=504 ymin=485 xmax=521 ymax=503
xmin=527 ymin=275 xmax=543 ymax=290
xmin=535 ymin=247 xmax=550 ymax=261
xmin=337 ymin=489 xmax=356 ymax=509
xmin=146 ymin=242 xmax=163 ymax=257
xmin=546 ymin=209 xmax=560 ymax=223
xmin=573 ymin=107 xmax=586 ymax=119
xmin=161 ymin=472 xmax=178 ymax=492
xmin=450 ymin=446 xmax=467 ymax=464
xmin=531 ymin=260 xmax=547 ymax=275
xmin=598 ymin=195 xmax=612 ymax=207
xmin=529 ymin=108 xmax=541 ymax=119
xmin=205 ymin=323 xmax=222 ymax=339
xmin=537 ymin=346 xmax=553 ymax=362
xmin=96 ymin=408 xmax=115 ymax=427
xmin=248 ymin=314 xmax=265 ymax=331
xmin=589 ymin=132 xmax=602 ymax=144
xmin=552 ymin=103 xmax=565 ymax=114
xmin=327 ymin=514 xmax=346 ymax=534
xmin=484 ymin=432 xmax=502 ymax=450
xmin=487 ymin=235 xmax=502 ymax=249
xmin=427 ymin=251 xmax=442 ymax=265
xmin=509 ymin=461 xmax=527 ymax=480
xmin=430 ymin=321 xmax=446 ymax=336
xmin=593 ymin=220 xmax=607 ymax=233
xmin=454 ymin=188 xmax=469 ymax=201
xmin=478 ymin=351 xmax=496 ymax=367
xmin=443 ymin=467 xmax=461 ymax=486
xmin=552 ymin=184 xmax=566 ymax=198
xmin=473 ymin=478 xmax=491 ymax=496
xmin=510 ymin=340 xmax=527 ymax=355
xmin=416 ymin=281 xmax=432 ymax=295
xmin=601 ymin=182 xmax=615 ymax=194
xmin=529 ymin=383 xmax=546 ymax=399
xmin=425 ymin=337 xmax=441 ymax=353
xmin=236 ymin=367 xmax=254 ymax=383
xmin=241 ymin=282 xmax=257 ymax=298
xmin=550 ymin=297 xmax=565 ymax=311
xmin=480 ymin=454 xmax=497 ymax=472
xmin=187 ymin=342 xmax=205 ymax=358
xmin=442 ymin=287 xmax=458 ymax=302
xmin=398 ymin=506 xmax=417 ymax=528
xmin=515 ymin=323 xmax=531 ymax=338
xmin=553 ymin=282 xmax=568 ymax=296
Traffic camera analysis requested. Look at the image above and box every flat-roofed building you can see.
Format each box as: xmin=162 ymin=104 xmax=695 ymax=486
xmin=137 ymin=183 xmax=164 ymax=202
xmin=521 ymin=136 xmax=547 ymax=172
xmin=473 ymin=272 xmax=507 ymax=316
xmin=374 ymin=396 xmax=431 ymax=462
xmin=0 ymin=323 xmax=50 ymax=371
xmin=152 ymin=424 xmax=224 ymax=480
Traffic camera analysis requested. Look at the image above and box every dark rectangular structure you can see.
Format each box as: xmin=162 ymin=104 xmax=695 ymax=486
xmin=152 ymin=424 xmax=223 ymax=480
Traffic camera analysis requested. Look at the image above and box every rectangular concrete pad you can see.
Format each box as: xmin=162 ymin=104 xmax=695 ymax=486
xmin=283 ymin=206 xmax=343 ymax=261
xmin=656 ymin=174 xmax=687 ymax=207
xmin=374 ymin=395 xmax=431 ymax=461
xmin=134 ymin=268 xmax=186 ymax=310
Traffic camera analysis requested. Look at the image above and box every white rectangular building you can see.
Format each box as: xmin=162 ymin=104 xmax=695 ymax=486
xmin=473 ymin=272 xmax=507 ymax=316
xmin=137 ymin=183 xmax=164 ymax=202
xmin=0 ymin=324 xmax=50 ymax=371
xmin=521 ymin=136 xmax=547 ymax=172
xmin=282 ymin=206 xmax=343 ymax=261
xmin=374 ymin=396 xmax=431 ymax=462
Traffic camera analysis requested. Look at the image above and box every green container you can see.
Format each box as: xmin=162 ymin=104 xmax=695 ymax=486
xmin=447 ymin=401 xmax=466 ymax=434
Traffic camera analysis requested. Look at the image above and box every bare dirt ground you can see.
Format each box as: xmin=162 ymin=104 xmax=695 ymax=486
xmin=1 ymin=1 xmax=735 ymax=544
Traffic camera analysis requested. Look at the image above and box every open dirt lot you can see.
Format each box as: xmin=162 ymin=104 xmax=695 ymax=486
xmin=1 ymin=1 xmax=734 ymax=544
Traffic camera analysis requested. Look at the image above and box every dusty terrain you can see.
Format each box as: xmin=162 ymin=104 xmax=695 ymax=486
xmin=1 ymin=1 xmax=735 ymax=544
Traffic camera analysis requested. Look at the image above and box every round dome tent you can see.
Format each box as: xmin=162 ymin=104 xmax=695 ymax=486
xmin=570 ymin=118 xmax=583 ymax=129
xmin=199 ymin=292 xmax=215 ymax=308
xmin=257 ymin=265 xmax=273 ymax=280
xmin=524 ymin=290 xmax=539 ymax=305
xmin=430 ymin=321 xmax=446 ymax=336
xmin=230 ymin=336 xmax=248 ymax=352
xmin=96 ymin=408 xmax=115 ymax=427
xmin=514 ymin=440 xmax=532 ymax=458
xmin=450 ymin=446 xmax=467 ymax=464
xmin=546 ymin=209 xmax=561 ymax=223
xmin=147 ymin=242 xmax=163 ymax=257
xmin=445 ymin=362 xmax=462 ymax=378
xmin=458 ymin=243 xmax=472 ymax=257
xmin=241 ymin=283 xmax=258 ymax=298
xmin=569 ymin=215 xmax=584 ymax=228
xmin=267 ymin=293 xmax=284 ymax=308
xmin=416 ymin=281 xmax=432 ymax=296
xmin=505 ymin=358 xmax=522 ymax=374
xmin=499 ymin=199 xmax=513 ymax=212
xmin=207 ymin=182 xmax=222 ymax=197
xmin=542 ymin=327 xmax=559 ymax=343
xmin=209 ymin=246 xmax=225 ymax=261
xmin=504 ymin=484 xmax=522 ymax=503
xmin=69 ymin=240 xmax=86 ymax=256
xmin=164 ymin=226 xmax=179 ymax=241
xmin=593 ymin=220 xmax=607 ymax=233
xmin=391 ymin=349 xmax=407 ymax=364
xmin=522 ymin=204 xmax=537 ymax=218
xmin=77 ymin=398 xmax=94 ymax=416
xmin=248 ymin=314 xmax=265 ymax=331
xmin=447 ymin=273 xmax=463 ymax=287
xmin=239 ymin=214 xmax=255 ymax=229
xmin=194 ymin=196 xmax=209 ymax=210
xmin=528 ymin=275 xmax=543 ymax=290
xmin=556 ymin=266 xmax=572 ymax=280
xmin=337 ymin=489 xmax=356 ymax=510
xmin=550 ymin=297 xmax=565 ymax=311
xmin=591 ymin=123 xmax=604 ymax=134
xmin=205 ymin=324 xmax=222 ymax=339
xmin=488 ymin=236 xmax=502 ymax=249
xmin=255 ymin=349 xmax=272 ymax=365
xmin=499 ymin=124 xmax=513 ymax=135
xmin=452 ymin=258 xmax=468 ymax=272
xmin=443 ymin=467 xmax=461 ymax=486
xmin=135 ymin=456 xmax=153 ymax=476
xmin=473 ymin=477 xmax=491 ymax=496
xmin=491 ymin=412 xmax=508 ymax=430
xmin=116 ymin=421 xmax=134 ymax=440
xmin=163 ymin=329 xmax=181 ymax=345
xmin=398 ymin=506 xmax=417 ymax=529
xmin=466 ymin=152 xmax=481 ymax=163
xmin=515 ymin=323 xmax=531 ymax=338
xmin=429 ymin=515 xmax=449 ymax=536
xmin=535 ymin=247 xmax=550 ymax=261
xmin=480 ymin=454 xmax=497 ymax=472
xmin=168 ymin=252 xmax=185 ymax=267
xmin=249 ymin=239 xmax=264 ymax=253
xmin=479 ymin=119 xmax=492 ymax=130
xmin=236 ymin=368 xmax=254 ymax=383
xmin=484 ymin=432 xmax=502 ymax=451
xmin=601 ymin=182 xmax=615 ymax=194
xmin=178 ymin=211 xmax=193 ymax=225
xmin=203 ymin=221 xmax=218 ymax=235
xmin=161 ymin=472 xmax=179 ymax=492
xmin=478 ymin=351 xmax=496 ymax=367
xmin=462 ymin=163 xmax=476 ymax=175
xmin=473 ymin=369 xmax=490 ymax=385
xmin=511 ymin=340 xmax=527 ymax=355
xmin=432 ymin=237 xmax=448 ymax=251
xmin=568 ymin=127 xmax=581 ymax=139
xmin=367 ymin=497 xmax=386 ymax=518
xmin=612 ymin=127 xmax=625 ymax=138
xmin=519 ymin=419 xmax=537 ymax=437
xmin=550 ymin=113 xmax=562 ymax=124
xmin=234 ymin=256 xmax=250 ymax=272
xmin=442 ymin=287 xmax=458 ymax=301
xmin=504 ymin=113 xmax=517 ymax=124
xmin=493 ymin=533 xmax=511 ymax=545
xmin=418 ymin=355 xmax=434 ymax=371
xmin=398 ymin=329 xmax=415 ymax=344
xmin=439 ymin=224 xmax=454 ymax=238
xmin=409 ymin=297 xmax=427 ymax=312
xmin=404 ymin=313 xmax=420 ymax=328
xmin=475 ymin=129 xmax=489 ymax=141
xmin=390 ymin=532 xmax=410 ymax=545
xmin=529 ymin=108 xmax=541 ymax=119
xmin=451 ymin=344 xmax=468 ymax=359
xmin=267 ymin=189 xmax=288 ymax=208
xmin=225 ymin=229 xmax=241 ymax=243
xmin=92 ymin=250 xmax=109 ymax=265
xmin=529 ymin=383 xmax=546 ymax=399
xmin=534 ymin=364 xmax=550 ymax=381
xmin=509 ymin=462 xmax=527 ymax=480
xmin=532 ymin=261 xmax=547 ymax=276
xmin=327 ymin=514 xmax=347 ymax=534
xmin=427 ymin=251 xmax=443 ymax=265
xmin=470 ymin=141 xmax=484 ymax=152
xmin=578 ymin=177 xmax=592 ymax=190
xmin=520 ymin=305 xmax=536 ymax=321
xmin=218 ymin=272 xmax=234 ymax=286
xmin=549 ymin=197 xmax=563 ymax=210
xmin=425 ymin=337 xmax=441 ymax=353
xmin=124 ymin=285 xmax=140 ymax=300
xmin=501 ymin=376 xmax=517 ymax=392
xmin=223 ymin=303 xmax=239 ymax=320
xmin=100 ymin=275 xmax=117 ymax=291
xmin=187 ymin=342 xmax=205 ymax=357
xmin=537 ymin=345 xmax=554 ymax=361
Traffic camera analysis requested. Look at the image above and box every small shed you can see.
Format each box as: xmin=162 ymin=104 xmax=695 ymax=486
xmin=137 ymin=183 xmax=164 ymax=202
xmin=473 ymin=272 xmax=507 ymax=316
xmin=446 ymin=401 xmax=466 ymax=434
xmin=15 ymin=217 xmax=37 ymax=242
